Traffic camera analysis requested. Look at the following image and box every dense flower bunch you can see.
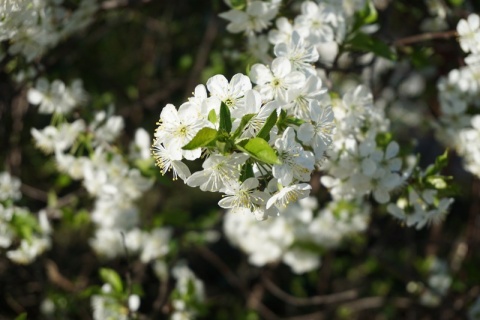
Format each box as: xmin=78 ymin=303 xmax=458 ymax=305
xmin=152 ymin=62 xmax=334 ymax=220
xmin=27 ymin=78 xmax=176 ymax=265
xmin=224 ymin=197 xmax=369 ymax=273
xmin=433 ymin=13 xmax=480 ymax=178
xmin=0 ymin=0 xmax=97 ymax=62
xmin=0 ymin=172 xmax=52 ymax=264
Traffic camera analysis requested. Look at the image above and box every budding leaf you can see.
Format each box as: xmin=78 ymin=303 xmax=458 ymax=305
xmin=219 ymin=102 xmax=232 ymax=133
xmin=425 ymin=150 xmax=449 ymax=176
xmin=182 ymin=127 xmax=218 ymax=150
xmin=232 ymin=113 xmax=256 ymax=139
xmin=257 ymin=110 xmax=277 ymax=140
xmin=99 ymin=268 xmax=123 ymax=293
xmin=237 ymin=137 xmax=281 ymax=165
xmin=353 ymin=0 xmax=377 ymax=31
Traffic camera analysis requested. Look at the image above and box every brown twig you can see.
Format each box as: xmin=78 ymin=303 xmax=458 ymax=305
xmin=394 ymin=30 xmax=458 ymax=47
xmin=263 ymin=277 xmax=358 ymax=307
xmin=247 ymin=282 xmax=279 ymax=320
xmin=196 ymin=246 xmax=281 ymax=319
xmin=46 ymin=259 xmax=77 ymax=292
xmin=196 ymin=246 xmax=247 ymax=296
xmin=340 ymin=296 xmax=411 ymax=312
xmin=20 ymin=183 xmax=49 ymax=202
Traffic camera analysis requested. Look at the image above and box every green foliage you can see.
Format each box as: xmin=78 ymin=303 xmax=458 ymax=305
xmin=99 ymin=268 xmax=124 ymax=294
xmin=236 ymin=137 xmax=281 ymax=165
xmin=182 ymin=127 xmax=218 ymax=150
xmin=352 ymin=0 xmax=378 ymax=32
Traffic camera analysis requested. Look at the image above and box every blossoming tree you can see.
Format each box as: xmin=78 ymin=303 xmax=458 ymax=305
xmin=1 ymin=0 xmax=480 ymax=319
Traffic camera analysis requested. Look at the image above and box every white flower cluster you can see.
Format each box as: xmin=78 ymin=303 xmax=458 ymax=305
xmin=0 ymin=172 xmax=52 ymax=264
xmin=28 ymin=79 xmax=172 ymax=263
xmin=0 ymin=0 xmax=98 ymax=62
xmin=0 ymin=171 xmax=21 ymax=201
xmin=387 ymin=188 xmax=453 ymax=230
xmin=28 ymin=78 xmax=87 ymax=115
xmin=170 ymin=262 xmax=206 ymax=320
xmin=152 ymin=57 xmax=334 ymax=220
xmin=322 ymin=85 xmax=454 ymax=228
xmin=420 ymin=0 xmax=449 ymax=32
xmin=217 ymin=0 xmax=453 ymax=230
xmin=434 ymin=14 xmax=480 ymax=178
xmin=224 ymin=197 xmax=369 ymax=274
xmin=221 ymin=0 xmax=366 ymax=63
xmin=321 ymin=85 xmax=403 ymax=203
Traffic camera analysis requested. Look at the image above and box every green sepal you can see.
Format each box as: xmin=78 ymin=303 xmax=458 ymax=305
xmin=232 ymin=113 xmax=256 ymax=139
xmin=256 ymin=110 xmax=277 ymax=140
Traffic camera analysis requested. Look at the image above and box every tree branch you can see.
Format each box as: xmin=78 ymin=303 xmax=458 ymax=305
xmin=394 ymin=30 xmax=458 ymax=47
xmin=263 ymin=276 xmax=358 ymax=306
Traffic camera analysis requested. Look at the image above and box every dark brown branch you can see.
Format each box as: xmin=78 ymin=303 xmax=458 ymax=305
xmin=196 ymin=247 xmax=281 ymax=320
xmin=46 ymin=259 xmax=77 ymax=292
xmin=340 ymin=296 xmax=411 ymax=312
xmin=196 ymin=246 xmax=247 ymax=296
xmin=263 ymin=277 xmax=358 ymax=306
xmin=394 ymin=30 xmax=458 ymax=47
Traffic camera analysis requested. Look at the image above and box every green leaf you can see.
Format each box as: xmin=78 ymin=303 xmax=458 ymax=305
xmin=219 ymin=102 xmax=232 ymax=133
xmin=240 ymin=162 xmax=255 ymax=182
xmin=348 ymin=32 xmax=397 ymax=61
xmin=229 ymin=0 xmax=246 ymax=10
xmin=232 ymin=113 xmax=256 ymax=139
xmin=237 ymin=138 xmax=281 ymax=165
xmin=15 ymin=313 xmax=27 ymax=320
xmin=99 ymin=268 xmax=123 ymax=293
xmin=182 ymin=127 xmax=218 ymax=150
xmin=256 ymin=110 xmax=277 ymax=140
xmin=448 ymin=0 xmax=463 ymax=6
xmin=208 ymin=109 xmax=217 ymax=124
